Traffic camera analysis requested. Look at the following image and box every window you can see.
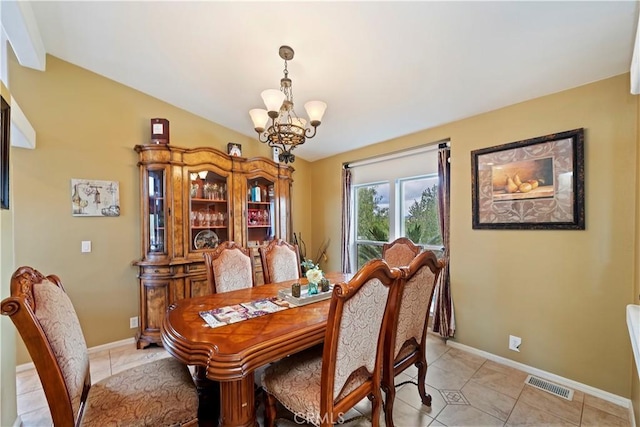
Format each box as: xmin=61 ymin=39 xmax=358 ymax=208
xmin=350 ymin=144 xmax=446 ymax=270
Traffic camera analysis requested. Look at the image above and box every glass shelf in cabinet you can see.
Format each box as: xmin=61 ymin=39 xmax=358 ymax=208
xmin=191 ymin=198 xmax=227 ymax=202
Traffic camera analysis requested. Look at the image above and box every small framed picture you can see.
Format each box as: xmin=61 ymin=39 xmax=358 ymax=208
xmin=150 ymin=118 xmax=169 ymax=144
xmin=227 ymin=143 xmax=242 ymax=157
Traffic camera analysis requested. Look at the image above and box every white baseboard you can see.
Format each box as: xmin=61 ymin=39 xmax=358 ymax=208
xmin=446 ymin=340 xmax=633 ymax=413
xmin=15 ymin=337 xmax=135 ymax=373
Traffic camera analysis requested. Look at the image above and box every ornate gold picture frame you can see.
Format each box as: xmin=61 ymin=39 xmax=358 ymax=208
xmin=0 ymin=96 xmax=10 ymax=210
xmin=471 ymin=128 xmax=585 ymax=230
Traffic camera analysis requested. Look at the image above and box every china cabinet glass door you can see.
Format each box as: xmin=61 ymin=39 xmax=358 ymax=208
xmin=189 ymin=170 xmax=230 ymax=251
xmin=246 ymin=177 xmax=276 ymax=246
xmin=148 ymin=169 xmax=166 ymax=254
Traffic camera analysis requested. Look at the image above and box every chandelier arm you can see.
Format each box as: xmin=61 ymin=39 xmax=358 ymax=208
xmin=304 ymin=125 xmax=318 ymax=140
xmin=257 ymin=131 xmax=270 ymax=144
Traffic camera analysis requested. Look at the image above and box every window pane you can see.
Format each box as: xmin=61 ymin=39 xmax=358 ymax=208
xmin=356 ymin=242 xmax=383 ymax=270
xmin=355 ymin=183 xmax=390 ymax=242
xmin=354 ymin=183 xmax=389 ymax=269
xmin=400 ymin=176 xmax=442 ymax=246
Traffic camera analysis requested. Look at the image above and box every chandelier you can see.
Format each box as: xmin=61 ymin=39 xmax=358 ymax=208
xmin=249 ymin=45 xmax=327 ymax=164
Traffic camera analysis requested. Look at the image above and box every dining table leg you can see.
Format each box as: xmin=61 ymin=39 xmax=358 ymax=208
xmin=194 ymin=365 xmax=220 ymax=427
xmin=219 ymin=373 xmax=257 ymax=427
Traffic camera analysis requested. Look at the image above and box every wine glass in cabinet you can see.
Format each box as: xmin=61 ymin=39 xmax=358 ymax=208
xmin=188 ymin=169 xmax=231 ymax=254
xmin=246 ymin=177 xmax=276 ymax=247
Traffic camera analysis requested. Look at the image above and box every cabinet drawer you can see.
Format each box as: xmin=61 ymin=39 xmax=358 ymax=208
xmin=186 ymin=262 xmax=206 ymax=273
xmin=140 ymin=266 xmax=172 ymax=275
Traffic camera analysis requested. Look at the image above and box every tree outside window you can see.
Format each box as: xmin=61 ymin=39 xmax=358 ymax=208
xmin=401 ymin=176 xmax=442 ymax=248
xmin=355 ymin=183 xmax=389 ymax=268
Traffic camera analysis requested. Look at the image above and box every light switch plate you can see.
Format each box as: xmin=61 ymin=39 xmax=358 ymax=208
xmin=81 ymin=241 xmax=92 ymax=253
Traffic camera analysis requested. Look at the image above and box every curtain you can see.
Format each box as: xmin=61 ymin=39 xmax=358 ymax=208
xmin=341 ymin=167 xmax=352 ymax=273
xmin=432 ymin=144 xmax=455 ymax=338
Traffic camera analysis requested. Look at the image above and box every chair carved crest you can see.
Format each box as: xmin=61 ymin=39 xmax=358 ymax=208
xmin=382 ymin=237 xmax=421 ymax=268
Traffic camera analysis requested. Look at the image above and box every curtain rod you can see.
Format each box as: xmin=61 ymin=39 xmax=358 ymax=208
xmin=344 ymin=139 xmax=450 ymax=169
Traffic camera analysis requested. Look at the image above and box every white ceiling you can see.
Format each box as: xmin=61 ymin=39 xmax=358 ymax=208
xmin=21 ymin=1 xmax=640 ymax=162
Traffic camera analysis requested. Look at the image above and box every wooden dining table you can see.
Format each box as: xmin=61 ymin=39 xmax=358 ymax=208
xmin=161 ymin=272 xmax=351 ymax=427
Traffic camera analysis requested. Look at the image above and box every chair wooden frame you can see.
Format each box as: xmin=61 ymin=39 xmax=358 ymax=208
xmin=203 ymin=241 xmax=255 ymax=293
xmin=263 ymin=259 xmax=402 ymax=427
xmin=382 ymin=251 xmax=443 ymax=427
xmin=1 ymin=266 xmax=197 ymax=427
xmin=258 ymin=238 xmax=302 ymax=284
xmin=382 ymin=237 xmax=422 ymax=268
xmin=2 ymin=267 xmax=84 ymax=425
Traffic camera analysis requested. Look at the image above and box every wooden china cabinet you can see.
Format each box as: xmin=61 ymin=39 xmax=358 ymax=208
xmin=133 ymin=144 xmax=293 ymax=348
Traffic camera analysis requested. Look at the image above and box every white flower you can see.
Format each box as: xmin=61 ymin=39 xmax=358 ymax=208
xmin=306 ymin=268 xmax=323 ymax=284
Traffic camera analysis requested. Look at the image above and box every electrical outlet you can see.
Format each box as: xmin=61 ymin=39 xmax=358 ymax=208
xmin=129 ymin=316 xmax=139 ymax=329
xmin=509 ymin=335 xmax=522 ymax=352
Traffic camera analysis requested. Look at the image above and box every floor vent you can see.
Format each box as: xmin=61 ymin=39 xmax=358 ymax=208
xmin=525 ymin=375 xmax=574 ymax=401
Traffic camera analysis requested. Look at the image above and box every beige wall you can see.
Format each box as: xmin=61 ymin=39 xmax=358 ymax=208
xmin=313 ymin=74 xmax=637 ymax=398
xmin=7 ymin=54 xmax=313 ymax=364
xmin=0 ymin=80 xmax=17 ymax=427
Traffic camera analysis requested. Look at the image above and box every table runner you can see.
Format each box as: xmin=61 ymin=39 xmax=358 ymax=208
xmin=199 ymin=297 xmax=294 ymax=328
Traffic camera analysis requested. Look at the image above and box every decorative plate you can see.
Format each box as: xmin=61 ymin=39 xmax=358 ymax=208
xmin=194 ymin=230 xmax=219 ymax=250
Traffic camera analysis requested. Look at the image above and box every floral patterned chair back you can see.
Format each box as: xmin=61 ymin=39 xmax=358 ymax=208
xmin=0 ymin=266 xmax=198 ymax=427
xmin=382 ymin=237 xmax=421 ymax=268
xmin=203 ymin=241 xmax=255 ymax=293
xmin=381 ymin=251 xmax=443 ymax=426
xmin=261 ymin=259 xmax=402 ymax=427
xmin=259 ymin=239 xmax=301 ymax=283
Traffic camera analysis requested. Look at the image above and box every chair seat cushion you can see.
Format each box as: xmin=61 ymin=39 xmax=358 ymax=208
xmin=395 ymin=341 xmax=419 ymax=365
xmin=81 ymin=357 xmax=198 ymax=427
xmin=261 ymin=347 xmax=369 ymax=425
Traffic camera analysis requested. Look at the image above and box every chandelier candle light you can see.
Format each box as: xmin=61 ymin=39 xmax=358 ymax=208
xmin=249 ymin=45 xmax=327 ymax=164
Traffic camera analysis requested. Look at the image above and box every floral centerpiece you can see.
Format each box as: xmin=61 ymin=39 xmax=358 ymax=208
xmin=305 ymin=266 xmax=323 ymax=295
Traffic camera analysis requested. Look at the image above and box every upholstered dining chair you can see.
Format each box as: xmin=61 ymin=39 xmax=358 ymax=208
xmin=261 ymin=259 xmax=402 ymax=427
xmin=259 ymin=238 xmax=302 ymax=284
xmin=0 ymin=266 xmax=198 ymax=427
xmin=381 ymin=250 xmax=443 ymax=427
xmin=382 ymin=237 xmax=421 ymax=268
xmin=203 ymin=241 xmax=256 ymax=293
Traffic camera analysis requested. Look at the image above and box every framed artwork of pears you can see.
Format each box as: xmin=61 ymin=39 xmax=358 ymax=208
xmin=471 ymin=128 xmax=585 ymax=230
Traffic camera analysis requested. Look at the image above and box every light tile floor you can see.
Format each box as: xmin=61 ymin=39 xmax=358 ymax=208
xmin=16 ymin=336 xmax=632 ymax=426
